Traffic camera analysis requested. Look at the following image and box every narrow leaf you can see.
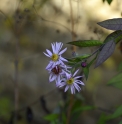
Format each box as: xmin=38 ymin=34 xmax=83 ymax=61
xmin=67 ymin=40 xmax=103 ymax=47
xmin=67 ymin=54 xmax=90 ymax=63
xmin=98 ymin=18 xmax=122 ymax=30
xmin=107 ymin=73 xmax=122 ymax=90
xmin=44 ymin=114 xmax=59 ymax=121
xmin=119 ymin=120 xmax=122 ymax=124
xmin=106 ymin=105 xmax=122 ymax=120
xmin=107 ymin=0 xmax=113 ymax=5
xmin=82 ymin=67 xmax=89 ymax=80
xmin=95 ymin=40 xmax=115 ymax=68
xmin=104 ymin=30 xmax=122 ymax=44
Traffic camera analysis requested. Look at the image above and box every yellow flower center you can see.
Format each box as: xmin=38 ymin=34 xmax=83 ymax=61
xmin=67 ymin=78 xmax=74 ymax=85
xmin=51 ymin=54 xmax=59 ymax=61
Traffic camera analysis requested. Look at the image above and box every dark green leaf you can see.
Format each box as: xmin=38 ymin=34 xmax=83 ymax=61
xmin=95 ymin=40 xmax=115 ymax=68
xmin=67 ymin=54 xmax=90 ymax=63
xmin=104 ymin=30 xmax=122 ymax=44
xmin=98 ymin=18 xmax=122 ymax=30
xmin=67 ymin=40 xmax=103 ymax=47
xmin=82 ymin=67 xmax=89 ymax=80
xmin=107 ymin=73 xmax=122 ymax=90
xmin=72 ymin=105 xmax=95 ymax=114
xmin=44 ymin=114 xmax=59 ymax=121
xmin=119 ymin=120 xmax=122 ymax=124
xmin=106 ymin=105 xmax=122 ymax=120
xmin=97 ymin=113 xmax=107 ymax=124
xmin=107 ymin=0 xmax=113 ymax=4
xmin=118 ymin=62 xmax=122 ymax=71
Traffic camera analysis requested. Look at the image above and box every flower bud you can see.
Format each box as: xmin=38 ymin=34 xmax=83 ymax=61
xmin=81 ymin=61 xmax=87 ymax=67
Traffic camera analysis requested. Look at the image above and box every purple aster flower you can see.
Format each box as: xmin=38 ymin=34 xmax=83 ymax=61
xmin=58 ymin=69 xmax=84 ymax=94
xmin=43 ymin=42 xmax=67 ymax=70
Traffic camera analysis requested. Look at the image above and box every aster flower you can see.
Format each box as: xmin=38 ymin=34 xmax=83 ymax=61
xmin=43 ymin=42 xmax=67 ymax=70
xmin=48 ymin=64 xmax=70 ymax=86
xmin=58 ymin=69 xmax=84 ymax=94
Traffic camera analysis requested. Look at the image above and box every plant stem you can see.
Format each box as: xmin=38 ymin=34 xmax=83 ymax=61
xmin=14 ymin=38 xmax=19 ymax=124
xmin=66 ymin=95 xmax=74 ymax=124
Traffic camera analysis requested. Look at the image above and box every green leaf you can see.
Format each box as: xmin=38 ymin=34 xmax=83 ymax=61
xmin=95 ymin=40 xmax=115 ymax=68
xmin=107 ymin=73 xmax=122 ymax=90
xmin=67 ymin=40 xmax=103 ymax=47
xmin=97 ymin=113 xmax=107 ymax=124
xmin=104 ymin=30 xmax=122 ymax=44
xmin=67 ymin=54 xmax=90 ymax=63
xmin=98 ymin=18 xmax=122 ymax=30
xmin=72 ymin=105 xmax=95 ymax=114
xmin=119 ymin=120 xmax=122 ymax=124
xmin=44 ymin=114 xmax=59 ymax=121
xmin=118 ymin=62 xmax=122 ymax=71
xmin=107 ymin=0 xmax=113 ymax=4
xmin=82 ymin=67 xmax=89 ymax=80
xmin=106 ymin=105 xmax=122 ymax=120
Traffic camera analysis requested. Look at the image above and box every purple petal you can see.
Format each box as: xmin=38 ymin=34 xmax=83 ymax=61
xmin=65 ymin=85 xmax=69 ymax=92
xmin=49 ymin=74 xmax=56 ymax=82
xmin=73 ymin=69 xmax=79 ymax=77
xmin=60 ymin=56 xmax=68 ymax=62
xmin=74 ymin=83 xmax=81 ymax=92
xmin=74 ymin=76 xmax=82 ymax=79
xmin=43 ymin=52 xmax=51 ymax=58
xmin=46 ymin=49 xmax=52 ymax=56
xmin=51 ymin=43 xmax=56 ymax=53
xmin=59 ymin=48 xmax=67 ymax=55
xmin=75 ymin=80 xmax=84 ymax=85
xmin=71 ymin=85 xmax=75 ymax=94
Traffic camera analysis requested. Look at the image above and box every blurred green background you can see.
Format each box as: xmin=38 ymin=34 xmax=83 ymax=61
xmin=0 ymin=0 xmax=122 ymax=124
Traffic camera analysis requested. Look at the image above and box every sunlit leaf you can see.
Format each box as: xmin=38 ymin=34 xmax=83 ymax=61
xmin=67 ymin=40 xmax=103 ymax=47
xmin=107 ymin=73 xmax=122 ymax=90
xmin=104 ymin=30 xmax=122 ymax=44
xmin=97 ymin=18 xmax=122 ymax=30
xmin=95 ymin=40 xmax=115 ymax=68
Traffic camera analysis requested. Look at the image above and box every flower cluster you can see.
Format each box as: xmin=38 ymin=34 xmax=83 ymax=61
xmin=44 ymin=42 xmax=84 ymax=94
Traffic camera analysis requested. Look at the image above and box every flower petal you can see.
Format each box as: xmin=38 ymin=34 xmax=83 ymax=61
xmin=60 ymin=56 xmax=68 ymax=62
xmin=73 ymin=69 xmax=79 ymax=77
xmin=74 ymin=76 xmax=82 ymax=80
xmin=49 ymin=73 xmax=56 ymax=82
xmin=74 ymin=83 xmax=81 ymax=92
xmin=46 ymin=49 xmax=52 ymax=56
xmin=59 ymin=48 xmax=67 ymax=55
xmin=65 ymin=85 xmax=69 ymax=92
xmin=51 ymin=43 xmax=55 ymax=53
xmin=43 ymin=52 xmax=51 ymax=58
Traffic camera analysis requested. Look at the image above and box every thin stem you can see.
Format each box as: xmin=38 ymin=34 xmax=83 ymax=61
xmin=14 ymin=38 xmax=19 ymax=124
xmin=66 ymin=95 xmax=74 ymax=124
